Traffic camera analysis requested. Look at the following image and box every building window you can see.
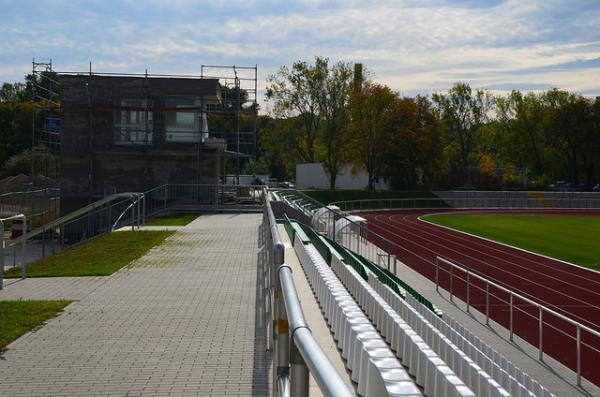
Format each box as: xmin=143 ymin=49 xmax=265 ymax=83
xmin=114 ymin=99 xmax=153 ymax=145
xmin=165 ymin=97 xmax=205 ymax=142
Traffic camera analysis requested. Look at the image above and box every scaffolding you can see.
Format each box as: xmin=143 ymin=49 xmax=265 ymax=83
xmin=31 ymin=59 xmax=61 ymax=186
xmin=48 ymin=63 xmax=258 ymax=186
xmin=201 ymin=64 xmax=258 ymax=183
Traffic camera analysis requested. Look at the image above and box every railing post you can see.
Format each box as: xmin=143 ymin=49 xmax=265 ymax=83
xmin=164 ymin=184 xmax=168 ymax=214
xmin=0 ymin=219 xmax=4 ymax=290
xmin=273 ymin=243 xmax=288 ymax=394
xmin=449 ymin=264 xmax=453 ymax=302
xmin=435 ymin=257 xmax=439 ymax=292
xmin=51 ymin=227 xmax=56 ymax=255
xmin=356 ymin=226 xmax=360 ymax=256
xmin=107 ymin=205 xmax=112 ymax=232
xmin=466 ymin=272 xmax=470 ymax=313
xmin=332 ymin=212 xmax=336 ymax=243
xmin=290 ymin=340 xmax=309 ymax=397
xmin=539 ymin=308 xmax=544 ymax=361
xmin=137 ymin=195 xmax=141 ymax=229
xmin=21 ymin=217 xmax=27 ymax=280
xmin=485 ymin=282 xmax=490 ymax=325
xmin=576 ymin=325 xmax=581 ymax=386
xmin=509 ymin=294 xmax=514 ymax=341
xmin=130 ymin=197 xmax=135 ymax=231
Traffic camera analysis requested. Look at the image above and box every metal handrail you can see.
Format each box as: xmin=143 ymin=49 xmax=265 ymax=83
xmin=0 ymin=188 xmax=60 ymax=198
xmin=435 ymin=255 xmax=599 ymax=386
xmin=2 ymin=192 xmax=144 ymax=282
xmin=263 ymin=188 xmax=354 ymax=397
xmin=10 ymin=192 xmax=139 ymax=245
xmin=111 ymin=193 xmax=144 ymax=231
xmin=278 ymin=265 xmax=354 ymax=397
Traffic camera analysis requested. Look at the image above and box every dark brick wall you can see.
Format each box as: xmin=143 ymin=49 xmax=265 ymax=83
xmin=60 ymin=75 xmax=223 ymax=213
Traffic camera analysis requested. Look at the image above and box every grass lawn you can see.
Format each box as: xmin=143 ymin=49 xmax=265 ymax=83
xmin=300 ymin=189 xmax=435 ymax=205
xmin=0 ymin=300 xmax=71 ymax=352
xmin=5 ymin=230 xmax=174 ymax=278
xmin=423 ymin=214 xmax=600 ymax=270
xmin=144 ymin=213 xmax=198 ymax=226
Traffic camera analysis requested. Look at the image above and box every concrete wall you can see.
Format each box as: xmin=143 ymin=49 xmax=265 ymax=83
xmin=296 ymin=163 xmax=389 ymax=190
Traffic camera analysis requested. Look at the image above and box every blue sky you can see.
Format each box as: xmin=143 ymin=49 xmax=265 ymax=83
xmin=1 ymin=0 xmax=599 ymax=109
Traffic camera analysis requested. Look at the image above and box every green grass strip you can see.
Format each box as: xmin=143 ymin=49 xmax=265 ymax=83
xmin=144 ymin=213 xmax=198 ymax=226
xmin=5 ymin=231 xmax=174 ymax=278
xmin=0 ymin=300 xmax=71 ymax=352
xmin=424 ymin=214 xmax=600 ymax=270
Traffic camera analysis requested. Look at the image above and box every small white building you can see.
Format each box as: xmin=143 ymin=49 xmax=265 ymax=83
xmin=295 ymin=163 xmax=389 ymax=190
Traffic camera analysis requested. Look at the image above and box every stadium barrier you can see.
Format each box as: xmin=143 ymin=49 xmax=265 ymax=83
xmin=261 ymin=188 xmax=354 ymax=397
xmin=435 ymin=256 xmax=600 ymax=387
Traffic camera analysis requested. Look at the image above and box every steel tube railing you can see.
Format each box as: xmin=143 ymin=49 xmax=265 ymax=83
xmin=279 ymin=266 xmax=354 ymax=397
xmin=435 ymin=255 xmax=600 ymax=385
xmin=3 ymin=193 xmax=143 ymax=281
xmin=263 ymin=189 xmax=354 ymax=397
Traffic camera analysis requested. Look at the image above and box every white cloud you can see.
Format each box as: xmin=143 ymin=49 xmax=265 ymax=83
xmin=0 ymin=0 xmax=599 ymax=99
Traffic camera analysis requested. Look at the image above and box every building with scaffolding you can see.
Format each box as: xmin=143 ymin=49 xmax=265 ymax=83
xmin=33 ymin=62 xmax=258 ymax=213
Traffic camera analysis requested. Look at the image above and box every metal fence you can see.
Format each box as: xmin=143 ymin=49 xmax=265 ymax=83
xmin=1 ymin=193 xmax=144 ymax=287
xmin=331 ymin=195 xmax=600 ymax=211
xmin=1 ymin=183 xmax=262 ymax=286
xmin=143 ymin=183 xmax=262 ymax=217
xmin=435 ymin=256 xmax=600 ymax=386
xmin=0 ymin=188 xmax=60 ymax=228
xmin=261 ymin=189 xmax=354 ymax=397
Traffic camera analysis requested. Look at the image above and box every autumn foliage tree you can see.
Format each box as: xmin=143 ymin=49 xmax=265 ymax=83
xmin=348 ymin=81 xmax=397 ymax=189
xmin=260 ymin=58 xmax=600 ymax=190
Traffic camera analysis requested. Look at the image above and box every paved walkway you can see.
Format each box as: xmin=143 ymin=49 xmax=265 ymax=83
xmin=0 ymin=214 xmax=269 ymax=397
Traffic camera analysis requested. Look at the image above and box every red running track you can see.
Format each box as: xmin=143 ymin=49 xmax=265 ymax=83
xmin=361 ymin=208 xmax=600 ymax=386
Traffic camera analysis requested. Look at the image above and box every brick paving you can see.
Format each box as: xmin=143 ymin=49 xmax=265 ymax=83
xmin=0 ymin=214 xmax=269 ymax=396
xmin=0 ymin=276 xmax=108 ymax=300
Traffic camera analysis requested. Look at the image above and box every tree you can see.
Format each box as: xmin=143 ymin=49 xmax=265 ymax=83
xmin=348 ymin=81 xmax=397 ymax=189
xmin=265 ymin=57 xmax=355 ymax=189
xmin=317 ymin=60 xmax=353 ymax=190
xmin=0 ymin=101 xmax=34 ymax=170
xmin=0 ymin=82 xmax=27 ymax=102
xmin=259 ymin=116 xmax=303 ymax=179
xmin=495 ymin=91 xmax=547 ymax=177
xmin=266 ymin=57 xmax=328 ymax=163
xmin=432 ymin=82 xmax=491 ymax=168
xmin=543 ymin=90 xmax=596 ymax=186
xmin=384 ymin=96 xmax=445 ymax=188
xmin=587 ymin=97 xmax=600 ymax=187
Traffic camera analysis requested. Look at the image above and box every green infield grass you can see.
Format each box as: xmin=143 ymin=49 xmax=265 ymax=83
xmin=4 ymin=230 xmax=174 ymax=278
xmin=423 ymin=214 xmax=600 ymax=270
xmin=0 ymin=300 xmax=71 ymax=352
xmin=144 ymin=213 xmax=198 ymax=226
